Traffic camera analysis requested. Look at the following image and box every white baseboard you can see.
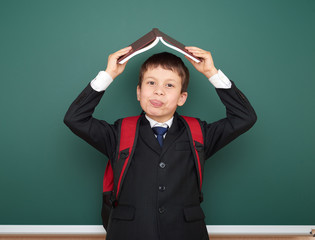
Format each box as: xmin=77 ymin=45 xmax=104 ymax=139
xmin=0 ymin=225 xmax=314 ymax=236
xmin=0 ymin=225 xmax=105 ymax=234
xmin=206 ymin=225 xmax=315 ymax=235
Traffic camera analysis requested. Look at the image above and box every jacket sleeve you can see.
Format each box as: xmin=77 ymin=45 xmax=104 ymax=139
xmin=202 ymin=81 xmax=257 ymax=160
xmin=63 ymin=83 xmax=119 ymax=160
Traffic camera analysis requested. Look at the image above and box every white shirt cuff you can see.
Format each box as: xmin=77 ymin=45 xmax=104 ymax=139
xmin=90 ymin=71 xmax=113 ymax=92
xmin=209 ymin=69 xmax=232 ymax=89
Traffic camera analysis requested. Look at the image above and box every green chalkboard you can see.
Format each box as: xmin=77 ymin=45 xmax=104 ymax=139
xmin=0 ymin=0 xmax=314 ymax=225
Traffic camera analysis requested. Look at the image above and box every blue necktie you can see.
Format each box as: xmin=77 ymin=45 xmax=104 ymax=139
xmin=152 ymin=127 xmax=168 ymax=147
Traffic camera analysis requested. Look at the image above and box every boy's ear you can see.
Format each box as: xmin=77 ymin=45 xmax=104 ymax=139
xmin=177 ymin=92 xmax=188 ymax=106
xmin=136 ymin=85 xmax=141 ymax=101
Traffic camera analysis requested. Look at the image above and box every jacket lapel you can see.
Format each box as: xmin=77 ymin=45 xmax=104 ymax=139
xmin=139 ymin=113 xmax=185 ymax=156
xmin=161 ymin=113 xmax=185 ymax=157
xmin=139 ymin=116 xmax=162 ymax=155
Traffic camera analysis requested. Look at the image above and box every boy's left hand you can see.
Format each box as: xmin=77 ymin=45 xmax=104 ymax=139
xmin=185 ymin=46 xmax=218 ymax=79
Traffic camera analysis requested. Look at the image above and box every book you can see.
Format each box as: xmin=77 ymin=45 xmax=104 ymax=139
xmin=118 ymin=28 xmax=201 ymax=64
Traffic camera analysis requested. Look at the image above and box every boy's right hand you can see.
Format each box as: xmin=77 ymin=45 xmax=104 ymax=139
xmin=105 ymin=46 xmax=132 ymax=79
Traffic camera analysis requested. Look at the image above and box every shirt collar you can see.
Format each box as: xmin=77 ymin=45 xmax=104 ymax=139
xmin=145 ymin=115 xmax=174 ymax=129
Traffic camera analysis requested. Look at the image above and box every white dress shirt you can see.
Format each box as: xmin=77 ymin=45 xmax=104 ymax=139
xmin=145 ymin=115 xmax=173 ymax=139
xmin=145 ymin=115 xmax=173 ymax=129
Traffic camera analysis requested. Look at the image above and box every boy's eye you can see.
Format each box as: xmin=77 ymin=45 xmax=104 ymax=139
xmin=147 ymin=81 xmax=155 ymax=85
xmin=166 ymin=83 xmax=174 ymax=88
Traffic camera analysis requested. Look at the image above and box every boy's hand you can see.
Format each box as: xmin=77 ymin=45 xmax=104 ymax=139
xmin=105 ymin=46 xmax=132 ymax=79
xmin=185 ymin=46 xmax=218 ymax=79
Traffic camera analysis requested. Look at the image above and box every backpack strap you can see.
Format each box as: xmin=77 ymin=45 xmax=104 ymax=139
xmin=181 ymin=116 xmax=204 ymax=192
xmin=101 ymin=116 xmax=141 ymax=230
xmin=101 ymin=159 xmax=115 ymax=230
xmin=114 ymin=115 xmax=141 ymax=200
xmin=102 ymin=116 xmax=141 ymax=195
xmin=103 ymin=160 xmax=114 ymax=193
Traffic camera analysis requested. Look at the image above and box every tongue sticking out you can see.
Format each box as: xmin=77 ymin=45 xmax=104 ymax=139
xmin=150 ymin=100 xmax=163 ymax=107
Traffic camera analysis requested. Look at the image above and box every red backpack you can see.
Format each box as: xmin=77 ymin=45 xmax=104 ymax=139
xmin=101 ymin=115 xmax=204 ymax=230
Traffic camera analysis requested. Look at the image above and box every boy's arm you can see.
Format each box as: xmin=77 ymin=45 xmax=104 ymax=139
xmin=185 ymin=46 xmax=219 ymax=79
xmin=185 ymin=47 xmax=257 ymax=159
xmin=201 ymin=82 xmax=257 ymax=159
xmin=90 ymin=46 xmax=132 ymax=92
xmin=64 ymin=83 xmax=118 ymax=158
xmin=63 ymin=47 xmax=132 ymax=158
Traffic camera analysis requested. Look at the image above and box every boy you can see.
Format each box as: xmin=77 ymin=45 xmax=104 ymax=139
xmin=64 ymin=46 xmax=257 ymax=240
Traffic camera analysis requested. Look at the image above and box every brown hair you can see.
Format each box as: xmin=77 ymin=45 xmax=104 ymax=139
xmin=138 ymin=52 xmax=189 ymax=93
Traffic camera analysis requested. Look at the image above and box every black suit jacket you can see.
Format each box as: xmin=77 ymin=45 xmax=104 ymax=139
xmin=64 ymin=81 xmax=257 ymax=240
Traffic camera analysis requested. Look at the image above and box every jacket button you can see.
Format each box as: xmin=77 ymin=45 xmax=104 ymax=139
xmin=158 ymin=186 xmax=166 ymax=191
xmin=158 ymin=207 xmax=166 ymax=214
xmin=159 ymin=162 xmax=166 ymax=168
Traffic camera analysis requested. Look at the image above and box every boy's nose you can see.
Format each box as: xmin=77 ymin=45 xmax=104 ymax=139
xmin=154 ymin=86 xmax=165 ymax=95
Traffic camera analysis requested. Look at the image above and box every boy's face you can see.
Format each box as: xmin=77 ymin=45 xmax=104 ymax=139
xmin=137 ymin=66 xmax=188 ymax=123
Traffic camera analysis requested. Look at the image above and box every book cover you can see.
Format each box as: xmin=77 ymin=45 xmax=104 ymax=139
xmin=118 ymin=28 xmax=201 ymax=64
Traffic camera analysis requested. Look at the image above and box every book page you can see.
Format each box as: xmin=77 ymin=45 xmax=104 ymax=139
xmin=159 ymin=37 xmax=201 ymax=63
xmin=119 ymin=37 xmax=160 ymax=64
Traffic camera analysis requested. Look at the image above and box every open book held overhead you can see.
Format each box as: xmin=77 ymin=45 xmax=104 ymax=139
xmin=118 ymin=28 xmax=201 ymax=64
